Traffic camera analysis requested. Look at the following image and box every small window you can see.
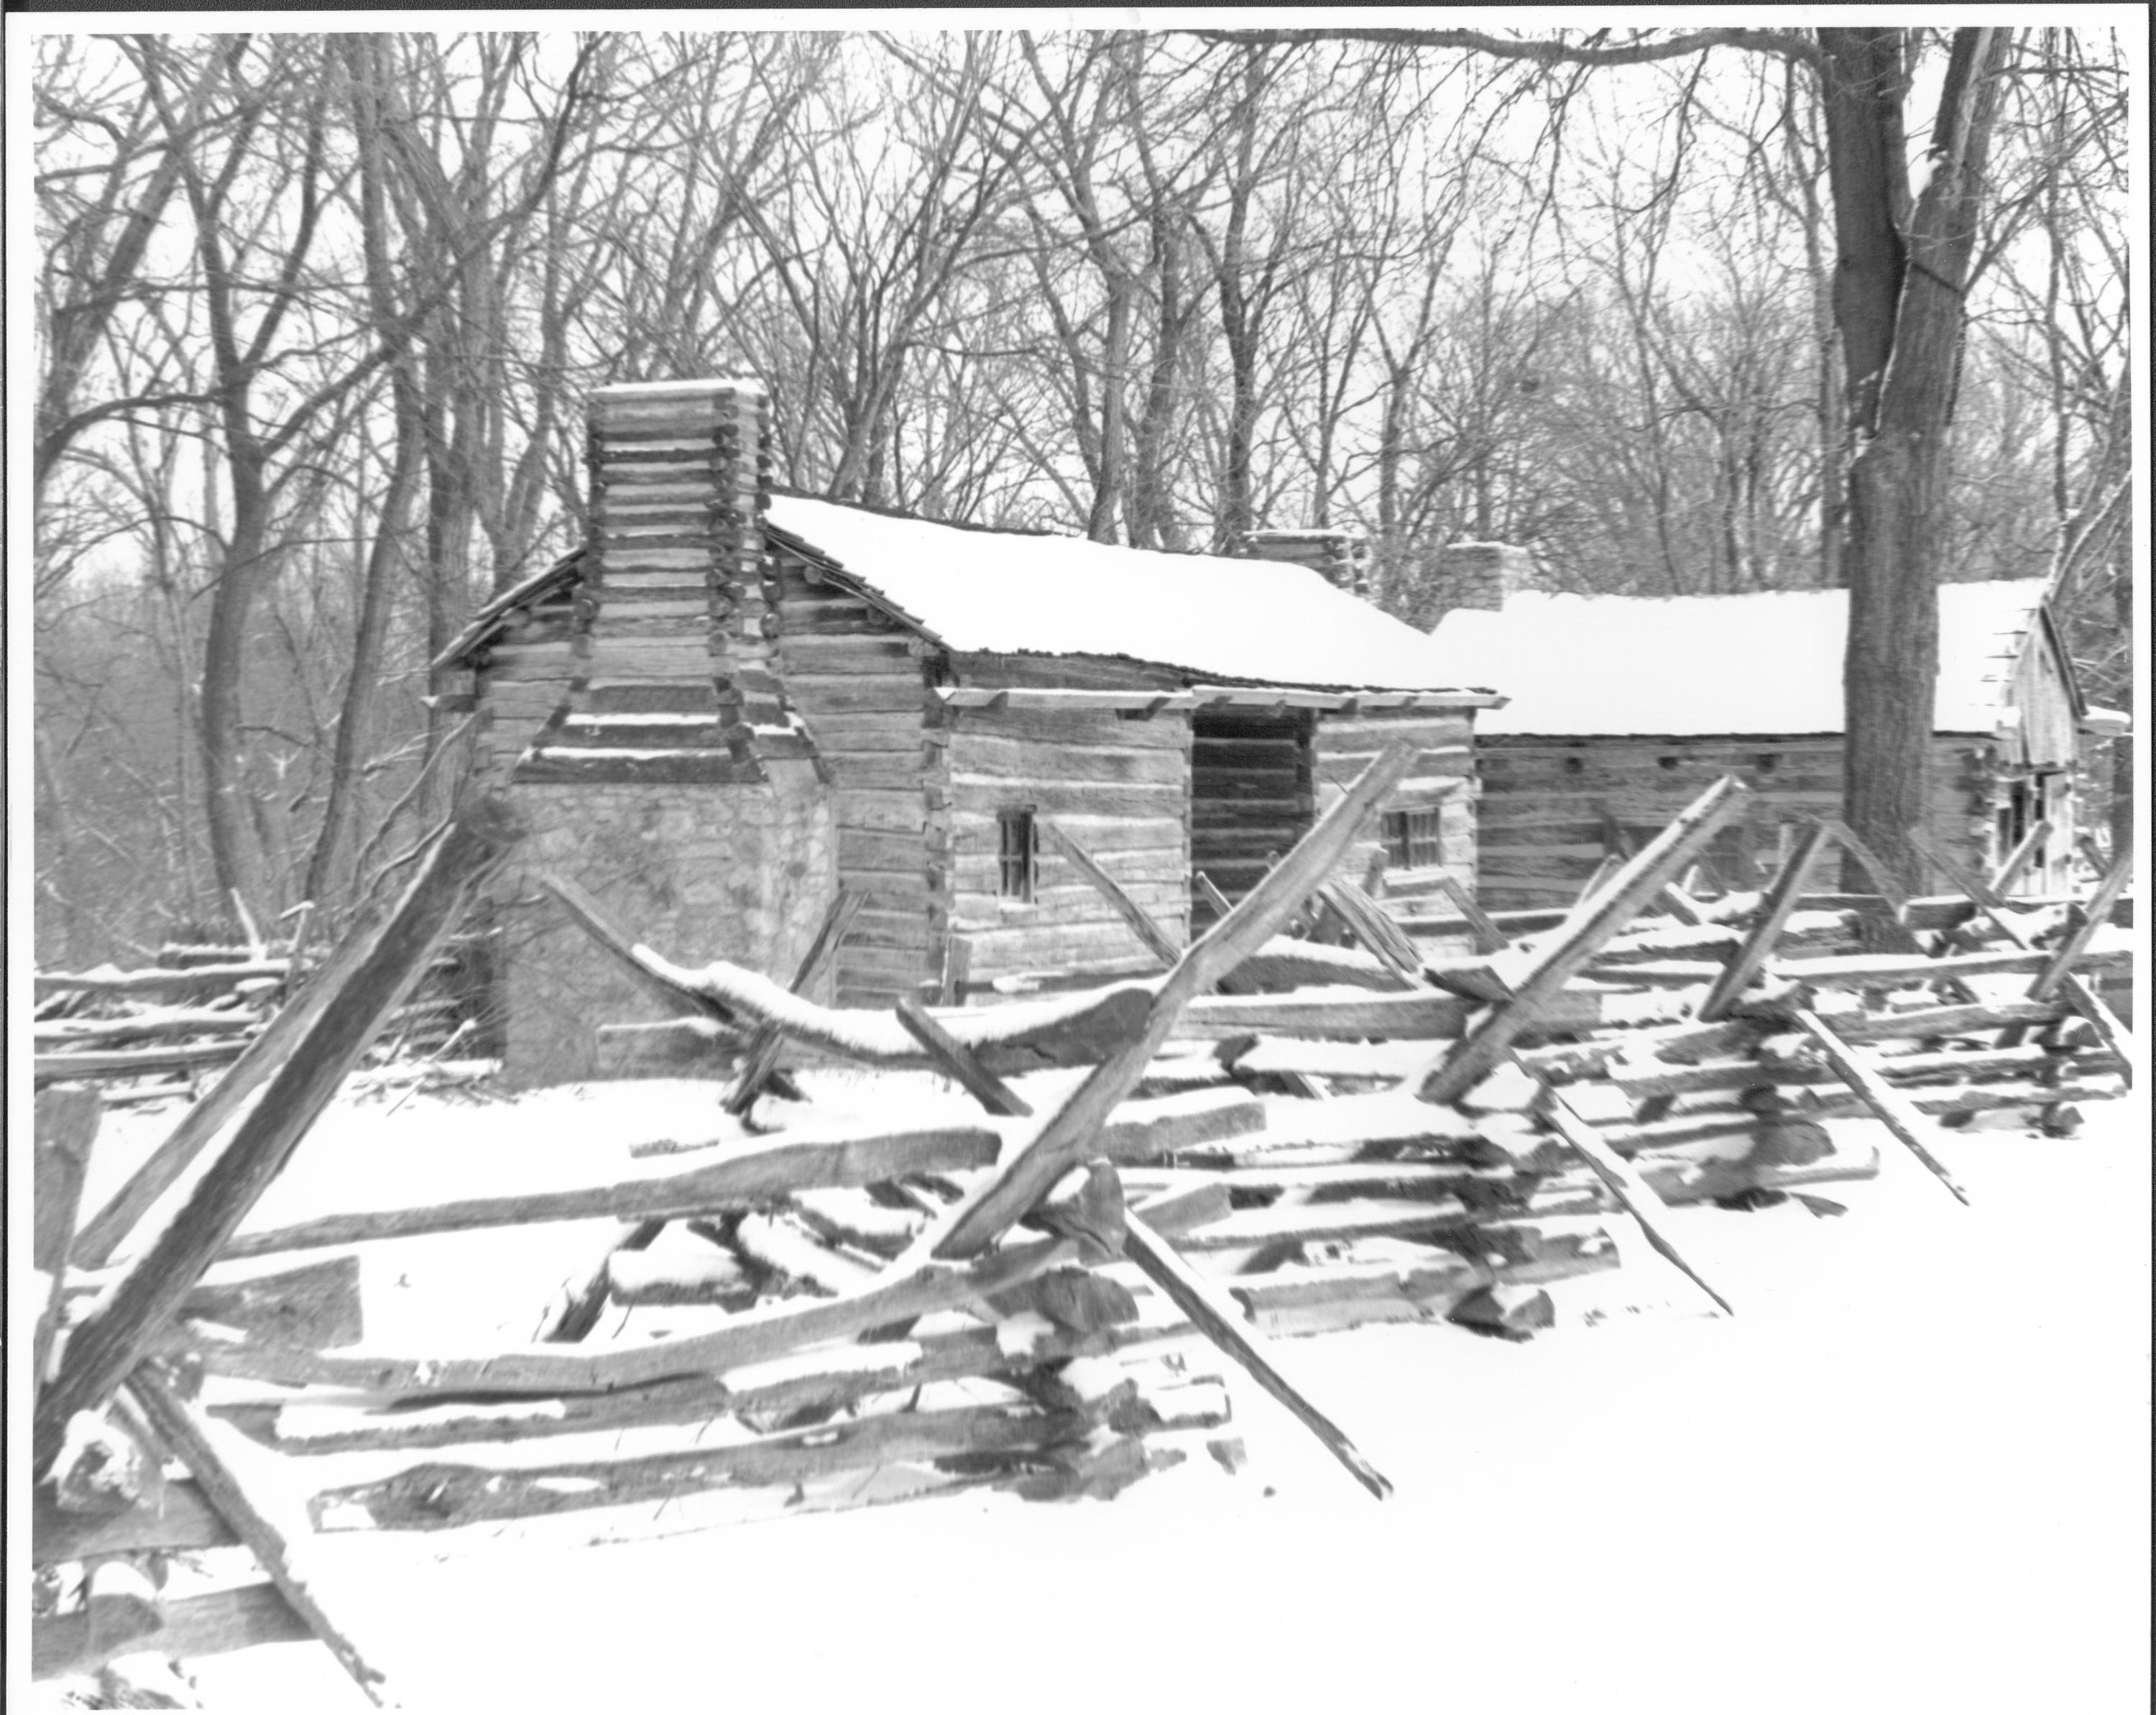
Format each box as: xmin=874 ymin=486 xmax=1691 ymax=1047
xmin=1381 ymin=808 xmax=1444 ymax=871
xmin=998 ymin=807 xmax=1037 ymax=901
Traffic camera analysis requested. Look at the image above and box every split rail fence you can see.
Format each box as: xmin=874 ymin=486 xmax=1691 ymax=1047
xmin=29 ymin=759 xmax=2134 ymax=1705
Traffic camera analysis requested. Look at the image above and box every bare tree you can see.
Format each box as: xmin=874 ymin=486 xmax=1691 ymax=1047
xmin=1196 ymin=24 xmax=2035 ymax=890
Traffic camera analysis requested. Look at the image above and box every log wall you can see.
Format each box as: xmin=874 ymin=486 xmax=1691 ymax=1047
xmin=1474 ymin=733 xmax=2002 ymax=909
xmin=775 ymin=551 xmax=937 ymax=1007
xmin=1312 ymin=709 xmax=1480 ymax=906
xmin=461 ymin=581 xmax=581 ymax=783
xmin=936 ymin=694 xmax=1193 ymax=988
xmin=2006 ymin=616 xmax=2081 ymax=772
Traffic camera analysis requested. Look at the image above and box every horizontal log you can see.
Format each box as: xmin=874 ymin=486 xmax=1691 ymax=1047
xmin=949 ymin=779 xmax=1186 ymax=820
xmin=949 ymin=812 xmax=1185 ymax=855
xmin=214 ymin=1125 xmax=1003 ymax=1261
xmin=1608 ymin=1042 xmax=2122 ymax=1100
xmin=949 ymin=878 xmax=1190 ymax=926
xmin=1174 ymin=982 xmax=1700 ymax=1042
xmin=514 ymin=750 xmax=766 ymax=786
xmin=946 ymin=743 xmax=1189 ymax=787
xmin=836 ymin=946 xmax=938 ymax=985
xmin=942 ymin=694 xmax=1186 ymax=731
xmin=1195 ymin=684 xmax=1499 ymax=711
xmin=35 ymin=1039 xmax=253 ymax=1084
xmin=1179 ymin=1192 xmax=1528 ymax=1251
xmin=1600 ymin=943 xmax=2134 ymax=995
xmin=1314 ymin=709 xmax=1476 ymax=738
xmin=185 ymin=1236 xmax=1092 ymax=1397
xmin=1778 ymin=1076 xmax=2127 ymax=1121
xmin=1314 ymin=750 xmax=1470 ymax=787
xmin=188 ymin=1149 xmax=1248 ymax=1404
xmin=64 ymin=1253 xmax=364 ymax=1348
xmin=1227 ymin=1221 xmax=1615 ymax=1336
xmin=305 ymin=1397 xmax=1135 ymax=1534
xmin=776 ymin=635 xmax=916 ymax=670
xmin=1777 ymin=943 xmax=2133 ymax=989
xmin=959 ymin=921 xmax=1171 ymax=975
xmin=32 ymin=1477 xmax=239 ymax=1564
xmin=838 ymin=793 xmax=931 ymax=835
xmin=216 ymin=1190 xmax=1233 ymax=1458
xmin=218 ymin=1090 xmax=1253 ymax=1269
xmin=939 ymin=686 xmax=1199 ymax=712
xmin=778 ymin=678 xmax=930 ymax=714
xmin=840 ymin=829 xmax=931 ymax=875
xmin=32 ymin=1582 xmax=309 ymax=1680
xmin=950 ymin=848 xmax=1185 ymax=893
xmin=801 ymin=722 xmax=926 ymax=760
xmin=34 ymin=961 xmax=288 ymax=1001
xmin=826 ymin=758 xmax=931 ymax=791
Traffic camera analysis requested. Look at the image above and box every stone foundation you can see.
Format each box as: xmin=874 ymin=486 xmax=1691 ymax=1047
xmin=492 ymin=760 xmax=835 ymax=1087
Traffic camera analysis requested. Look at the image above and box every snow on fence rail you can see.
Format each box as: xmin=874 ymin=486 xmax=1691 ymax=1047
xmin=27 ymin=773 xmax=2134 ymax=1704
xmin=32 ymin=929 xmax=497 ymax=1098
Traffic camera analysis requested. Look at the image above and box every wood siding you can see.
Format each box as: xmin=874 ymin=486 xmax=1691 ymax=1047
xmin=1313 ymin=709 xmax=1479 ymax=905
xmin=938 ymin=697 xmax=1192 ymax=988
xmin=2004 ymin=619 xmax=2081 ymax=772
xmin=1474 ymin=734 xmax=2001 ymax=908
xmin=465 ymin=590 xmax=580 ymax=783
xmin=775 ymin=552 xmax=935 ymax=1007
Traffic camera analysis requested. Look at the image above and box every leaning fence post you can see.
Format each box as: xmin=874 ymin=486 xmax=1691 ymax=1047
xmin=34 ymin=796 xmax=523 ymax=1477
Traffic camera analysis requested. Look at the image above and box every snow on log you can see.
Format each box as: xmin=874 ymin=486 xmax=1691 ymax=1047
xmin=305 ymin=1399 xmax=1100 ymax=1534
xmin=213 ymin=1124 xmax=1003 ymax=1260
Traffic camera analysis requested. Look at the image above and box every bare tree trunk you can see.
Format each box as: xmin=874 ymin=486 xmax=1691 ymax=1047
xmin=1825 ymin=27 xmax=2011 ymax=892
xmin=306 ymin=40 xmax=427 ymax=913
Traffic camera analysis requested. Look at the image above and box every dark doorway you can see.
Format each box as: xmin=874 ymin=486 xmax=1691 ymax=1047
xmin=1189 ymin=707 xmax=1316 ymax=931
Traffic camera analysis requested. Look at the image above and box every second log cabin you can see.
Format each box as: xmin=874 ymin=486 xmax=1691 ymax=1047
xmin=1423 ymin=559 xmax=2101 ymax=909
xmin=436 ymin=379 xmax=1501 ymax=1084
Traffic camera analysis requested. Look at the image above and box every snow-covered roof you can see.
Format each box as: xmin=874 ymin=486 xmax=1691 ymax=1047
xmin=1423 ymin=579 xmax=2052 ymax=737
xmin=766 ymin=495 xmax=1480 ymax=694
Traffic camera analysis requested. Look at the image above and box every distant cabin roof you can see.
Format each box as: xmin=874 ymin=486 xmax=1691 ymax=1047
xmin=1423 ymin=578 xmax=2055 ymax=737
xmin=766 ymin=495 xmax=1485 ymax=694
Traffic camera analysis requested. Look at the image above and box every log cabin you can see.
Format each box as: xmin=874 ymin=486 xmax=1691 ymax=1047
xmin=436 ymin=380 xmax=1501 ymax=1085
xmin=1423 ymin=555 xmax=2095 ymax=909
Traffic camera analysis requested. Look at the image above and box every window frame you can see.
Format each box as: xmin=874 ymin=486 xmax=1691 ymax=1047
xmin=1381 ymin=806 xmax=1444 ymax=872
xmin=997 ymin=806 xmax=1038 ymax=903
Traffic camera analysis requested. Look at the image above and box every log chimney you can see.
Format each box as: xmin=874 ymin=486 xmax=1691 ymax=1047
xmin=568 ymin=378 xmax=808 ymax=774
xmin=1243 ymin=528 xmax=1371 ymax=597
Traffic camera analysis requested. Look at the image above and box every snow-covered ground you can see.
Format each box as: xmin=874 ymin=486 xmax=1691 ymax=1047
xmin=40 ymin=1072 xmax=2154 ymax=1714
